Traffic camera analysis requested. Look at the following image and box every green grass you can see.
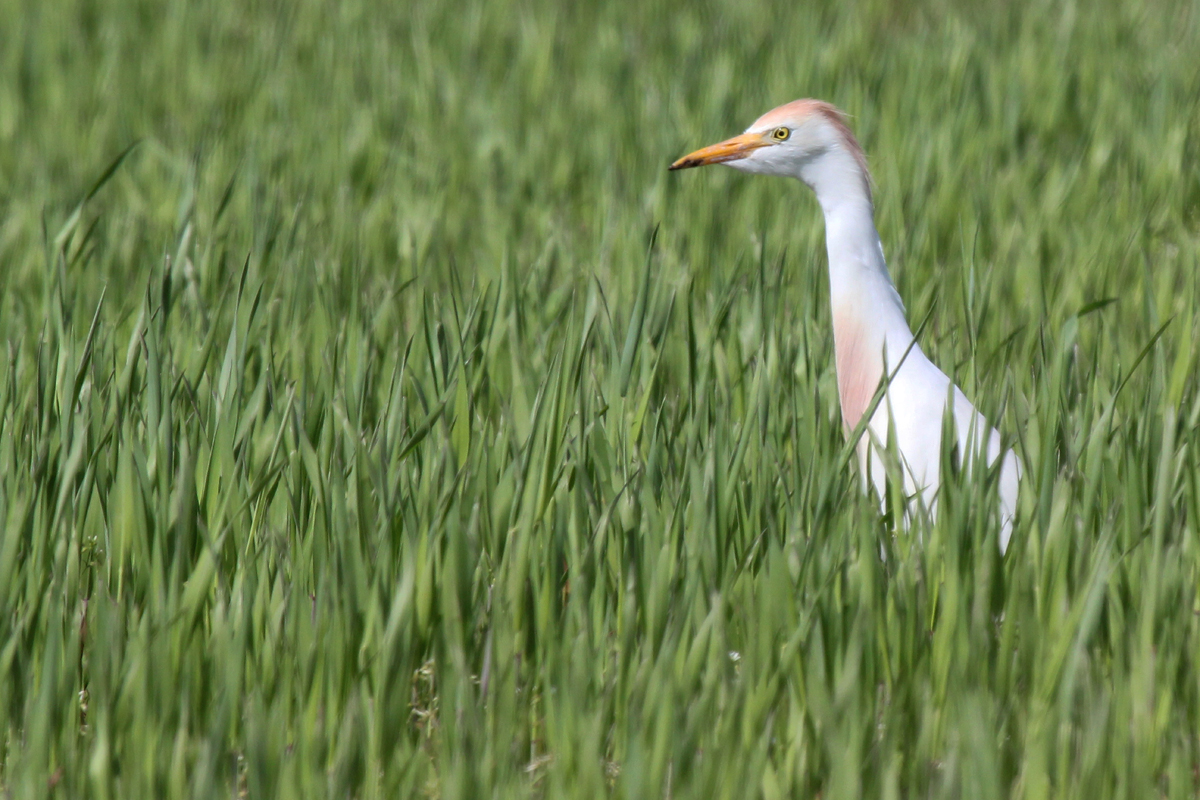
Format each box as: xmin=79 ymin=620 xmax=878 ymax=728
xmin=1 ymin=0 xmax=1199 ymax=796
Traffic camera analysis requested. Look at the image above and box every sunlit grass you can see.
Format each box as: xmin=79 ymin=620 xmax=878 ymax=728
xmin=1 ymin=0 xmax=1199 ymax=796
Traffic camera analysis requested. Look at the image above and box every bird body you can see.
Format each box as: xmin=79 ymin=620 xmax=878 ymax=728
xmin=671 ymin=100 xmax=1019 ymax=551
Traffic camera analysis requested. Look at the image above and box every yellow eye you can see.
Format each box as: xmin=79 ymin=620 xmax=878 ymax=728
xmin=772 ymin=127 xmax=790 ymax=141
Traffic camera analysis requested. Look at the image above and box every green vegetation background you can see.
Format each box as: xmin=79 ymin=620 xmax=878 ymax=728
xmin=1 ymin=0 xmax=1199 ymax=796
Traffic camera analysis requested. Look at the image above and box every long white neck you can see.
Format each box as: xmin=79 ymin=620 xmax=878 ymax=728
xmin=802 ymin=152 xmax=915 ymax=430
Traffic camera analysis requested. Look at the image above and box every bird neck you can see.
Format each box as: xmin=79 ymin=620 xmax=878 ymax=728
xmin=816 ymin=187 xmax=915 ymax=430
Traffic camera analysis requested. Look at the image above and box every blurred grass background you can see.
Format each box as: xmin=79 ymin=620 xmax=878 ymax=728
xmin=1 ymin=0 xmax=1199 ymax=796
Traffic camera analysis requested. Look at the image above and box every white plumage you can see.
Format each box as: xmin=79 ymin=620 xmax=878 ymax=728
xmin=671 ymin=99 xmax=1019 ymax=551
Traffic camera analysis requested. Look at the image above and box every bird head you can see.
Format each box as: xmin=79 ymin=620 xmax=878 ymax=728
xmin=670 ymin=99 xmax=871 ymax=203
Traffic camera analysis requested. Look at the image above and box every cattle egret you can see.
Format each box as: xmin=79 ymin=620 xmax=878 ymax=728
xmin=670 ymin=99 xmax=1019 ymax=551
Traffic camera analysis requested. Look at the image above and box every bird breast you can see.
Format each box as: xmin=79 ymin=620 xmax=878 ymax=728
xmin=832 ymin=305 xmax=885 ymax=431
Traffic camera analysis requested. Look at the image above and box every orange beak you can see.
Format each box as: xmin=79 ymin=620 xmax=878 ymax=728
xmin=669 ymin=132 xmax=771 ymax=170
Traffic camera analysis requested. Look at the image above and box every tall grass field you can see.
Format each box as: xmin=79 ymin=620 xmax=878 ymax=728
xmin=2 ymin=0 xmax=1200 ymax=796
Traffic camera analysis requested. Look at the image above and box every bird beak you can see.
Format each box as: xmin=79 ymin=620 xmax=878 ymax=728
xmin=669 ymin=132 xmax=770 ymax=170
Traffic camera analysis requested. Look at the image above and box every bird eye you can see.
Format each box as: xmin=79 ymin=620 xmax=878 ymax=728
xmin=772 ymin=127 xmax=791 ymax=141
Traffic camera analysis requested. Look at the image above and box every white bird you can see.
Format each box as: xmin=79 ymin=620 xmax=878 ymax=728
xmin=671 ymin=99 xmax=1019 ymax=551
